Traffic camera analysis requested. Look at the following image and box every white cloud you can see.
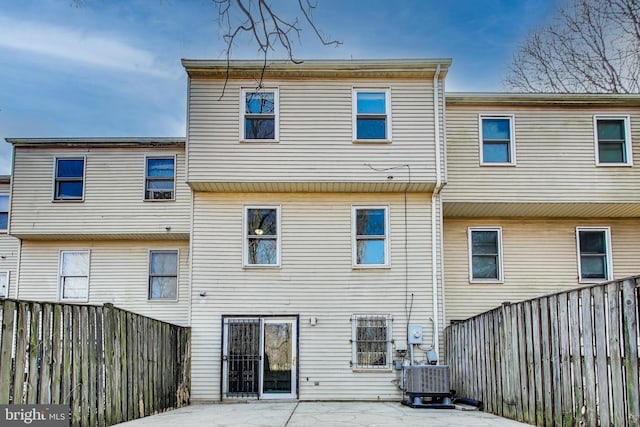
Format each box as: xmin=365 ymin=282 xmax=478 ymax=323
xmin=0 ymin=16 xmax=175 ymax=78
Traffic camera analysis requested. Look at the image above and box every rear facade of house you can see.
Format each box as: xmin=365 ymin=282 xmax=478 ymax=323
xmin=4 ymin=59 xmax=640 ymax=402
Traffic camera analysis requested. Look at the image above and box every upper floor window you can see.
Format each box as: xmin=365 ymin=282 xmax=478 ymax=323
xmin=241 ymin=88 xmax=278 ymax=141
xmin=148 ymin=250 xmax=179 ymax=301
xmin=351 ymin=314 xmax=392 ymax=370
xmin=468 ymin=227 xmax=503 ymax=282
xmin=0 ymin=195 xmax=8 ymax=231
xmin=577 ymin=227 xmax=612 ymax=282
xmin=353 ymin=89 xmax=391 ymax=141
xmin=59 ymin=250 xmax=90 ymax=302
xmin=54 ymin=157 xmax=85 ymax=201
xmin=594 ymin=116 xmax=632 ymax=166
xmin=244 ymin=206 xmax=280 ymax=267
xmin=480 ymin=115 xmax=515 ymax=165
xmin=353 ymin=206 xmax=389 ymax=267
xmin=145 ymin=157 xmax=175 ymax=200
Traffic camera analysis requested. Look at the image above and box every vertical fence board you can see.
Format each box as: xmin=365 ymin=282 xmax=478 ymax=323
xmin=87 ymin=307 xmax=97 ymax=427
xmin=523 ymin=301 xmax=535 ymax=425
xmin=568 ymin=290 xmax=584 ymax=423
xmin=580 ymin=288 xmax=597 ymax=427
xmin=61 ymin=306 xmax=72 ymax=406
xmin=549 ymin=295 xmax=563 ymax=427
xmin=51 ymin=304 xmax=63 ymax=405
xmin=80 ymin=306 xmax=90 ymax=426
xmin=71 ymin=306 xmax=81 ymax=427
xmin=0 ymin=301 xmax=16 ymax=403
xmin=38 ymin=304 xmax=53 ymax=404
xmin=531 ymin=298 xmax=544 ymax=426
xmin=607 ymin=283 xmax=625 ymax=427
xmin=540 ymin=297 xmax=553 ymax=427
xmin=96 ymin=307 xmax=106 ymax=427
xmin=592 ymin=286 xmax=610 ymax=426
xmin=557 ymin=292 xmax=572 ymax=427
xmin=12 ymin=302 xmax=28 ymax=404
xmin=622 ymin=279 xmax=639 ymax=426
xmin=26 ymin=303 xmax=41 ymax=404
xmin=119 ymin=309 xmax=128 ymax=421
xmin=515 ymin=304 xmax=528 ymax=423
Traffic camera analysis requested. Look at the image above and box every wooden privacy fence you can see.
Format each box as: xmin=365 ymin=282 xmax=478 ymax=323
xmin=0 ymin=299 xmax=191 ymax=427
xmin=445 ymin=276 xmax=639 ymax=427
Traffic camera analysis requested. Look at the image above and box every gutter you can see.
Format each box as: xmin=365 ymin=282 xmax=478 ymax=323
xmin=431 ymin=64 xmax=444 ymax=359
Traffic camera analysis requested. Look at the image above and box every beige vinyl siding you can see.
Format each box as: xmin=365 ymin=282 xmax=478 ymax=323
xmin=10 ymin=147 xmax=190 ymax=239
xmin=444 ymin=218 xmax=640 ymax=322
xmin=187 ymin=79 xmax=438 ymax=188
xmin=190 ymin=192 xmax=440 ymax=400
xmin=17 ymin=240 xmax=189 ymax=325
xmin=444 ymin=106 xmax=640 ymax=204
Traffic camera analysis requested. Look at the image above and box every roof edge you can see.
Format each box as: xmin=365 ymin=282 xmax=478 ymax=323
xmin=6 ymin=137 xmax=186 ymax=148
xmin=446 ymin=92 xmax=640 ymax=106
xmin=182 ymin=58 xmax=452 ymax=79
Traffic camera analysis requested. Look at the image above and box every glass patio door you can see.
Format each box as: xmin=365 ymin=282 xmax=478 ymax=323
xmin=260 ymin=318 xmax=296 ymax=399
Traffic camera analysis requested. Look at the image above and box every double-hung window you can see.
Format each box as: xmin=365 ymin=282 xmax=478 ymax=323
xmin=353 ymin=206 xmax=389 ymax=267
xmin=145 ymin=157 xmax=175 ymax=200
xmin=59 ymin=250 xmax=90 ymax=301
xmin=577 ymin=227 xmax=612 ymax=282
xmin=54 ymin=158 xmax=85 ymax=201
xmin=148 ymin=250 xmax=178 ymax=300
xmin=244 ymin=206 xmax=280 ymax=267
xmin=594 ymin=116 xmax=632 ymax=165
xmin=0 ymin=195 xmax=8 ymax=231
xmin=352 ymin=314 xmax=392 ymax=370
xmin=353 ymin=89 xmax=391 ymax=141
xmin=480 ymin=115 xmax=515 ymax=165
xmin=241 ymin=88 xmax=278 ymax=141
xmin=468 ymin=227 xmax=503 ymax=282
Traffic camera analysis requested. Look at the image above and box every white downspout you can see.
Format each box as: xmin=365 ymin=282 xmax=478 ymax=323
xmin=431 ymin=64 xmax=443 ymax=359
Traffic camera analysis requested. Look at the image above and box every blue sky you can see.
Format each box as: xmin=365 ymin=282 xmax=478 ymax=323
xmin=0 ymin=0 xmax=559 ymax=174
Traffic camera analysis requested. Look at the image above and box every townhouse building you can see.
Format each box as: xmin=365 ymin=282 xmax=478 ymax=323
xmin=3 ymin=59 xmax=639 ymax=402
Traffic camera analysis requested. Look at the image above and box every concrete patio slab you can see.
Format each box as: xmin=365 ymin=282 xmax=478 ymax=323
xmin=116 ymin=401 xmax=532 ymax=427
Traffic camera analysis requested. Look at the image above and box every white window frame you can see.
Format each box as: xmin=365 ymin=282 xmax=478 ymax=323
xmin=243 ymin=205 xmax=281 ymax=268
xmin=240 ymin=87 xmax=279 ymax=142
xmin=58 ymin=250 xmax=90 ymax=302
xmin=53 ymin=156 xmax=86 ymax=202
xmin=352 ymin=88 xmax=392 ymax=142
xmin=576 ymin=227 xmax=613 ymax=283
xmin=593 ymin=115 xmax=633 ymax=166
xmin=144 ymin=155 xmax=176 ymax=201
xmin=468 ymin=227 xmax=504 ymax=283
xmin=148 ymin=249 xmax=179 ymax=302
xmin=479 ymin=114 xmax=516 ymax=166
xmin=0 ymin=194 xmax=9 ymax=233
xmin=351 ymin=314 xmax=393 ymax=371
xmin=352 ymin=205 xmax=390 ymax=268
xmin=0 ymin=271 xmax=9 ymax=298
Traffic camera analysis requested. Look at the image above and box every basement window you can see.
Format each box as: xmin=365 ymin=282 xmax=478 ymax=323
xmin=352 ymin=314 xmax=392 ymax=370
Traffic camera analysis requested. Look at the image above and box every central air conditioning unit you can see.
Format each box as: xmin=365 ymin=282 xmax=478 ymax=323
xmin=401 ymin=365 xmax=454 ymax=409
xmin=405 ymin=365 xmax=450 ymax=395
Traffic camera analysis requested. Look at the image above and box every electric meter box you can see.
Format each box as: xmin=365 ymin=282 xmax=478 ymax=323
xmin=408 ymin=325 xmax=423 ymax=344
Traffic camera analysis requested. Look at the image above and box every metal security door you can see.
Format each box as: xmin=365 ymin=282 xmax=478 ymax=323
xmin=223 ymin=318 xmax=261 ymax=398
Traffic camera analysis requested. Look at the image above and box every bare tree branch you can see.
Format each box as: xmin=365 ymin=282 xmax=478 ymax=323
xmin=506 ymin=0 xmax=640 ymax=93
xmin=215 ymin=0 xmax=342 ymax=97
